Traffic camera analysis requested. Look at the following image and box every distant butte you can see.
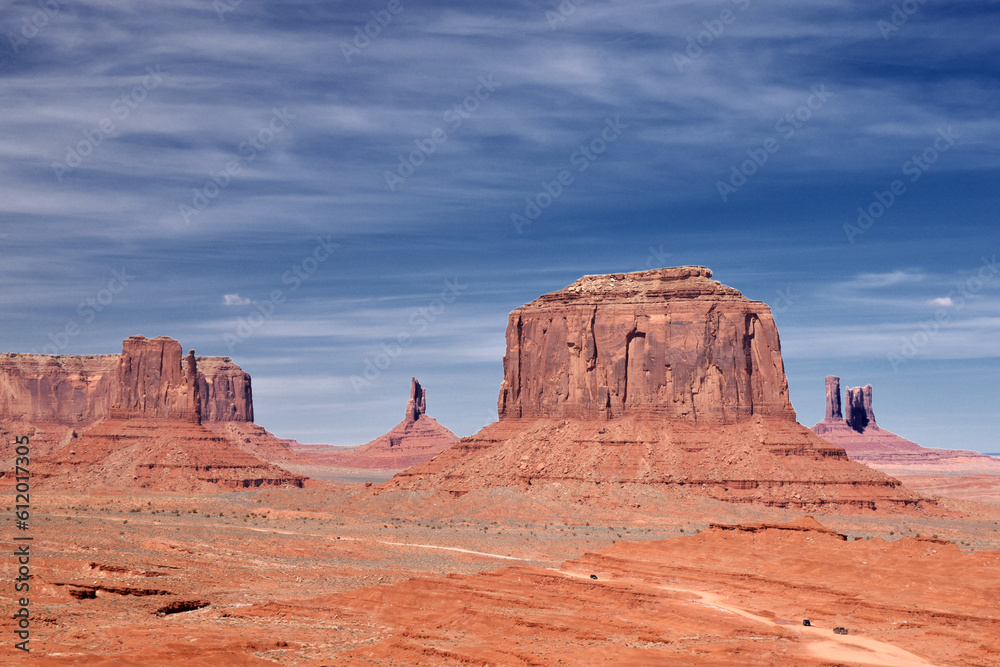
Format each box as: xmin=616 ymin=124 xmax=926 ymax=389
xmin=811 ymin=376 xmax=1000 ymax=504
xmin=0 ymin=336 xmax=253 ymax=428
xmin=385 ymin=267 xmax=931 ymax=512
xmin=297 ymin=378 xmax=459 ymax=469
xmin=0 ymin=336 xmax=306 ymax=491
xmin=811 ymin=375 xmax=990 ymax=461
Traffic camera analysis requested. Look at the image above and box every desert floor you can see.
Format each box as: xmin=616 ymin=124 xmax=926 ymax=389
xmin=3 ymin=480 xmax=999 ymax=666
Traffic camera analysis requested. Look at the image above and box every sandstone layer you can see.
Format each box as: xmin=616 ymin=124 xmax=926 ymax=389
xmin=499 ymin=267 xmax=797 ymax=424
xmin=299 ymin=378 xmax=459 ymax=469
xmin=31 ymin=419 xmax=308 ymax=492
xmin=387 ymin=268 xmax=931 ymax=512
xmin=812 ymin=375 xmax=1000 ymax=504
xmin=389 ymin=416 xmax=928 ymax=511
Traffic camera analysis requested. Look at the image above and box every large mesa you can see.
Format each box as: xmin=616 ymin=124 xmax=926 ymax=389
xmin=498 ymin=266 xmax=796 ymax=424
xmin=387 ymin=267 xmax=931 ymax=512
xmin=0 ymin=336 xmax=253 ymax=426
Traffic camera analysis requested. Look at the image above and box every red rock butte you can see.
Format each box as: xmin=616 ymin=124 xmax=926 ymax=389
xmin=296 ymin=377 xmax=459 ymax=469
xmin=811 ymin=375 xmax=1000 ymax=503
xmin=0 ymin=335 xmax=253 ymax=426
xmin=0 ymin=335 xmax=305 ymax=491
xmin=498 ymin=266 xmax=796 ymax=423
xmin=389 ymin=267 xmax=933 ymax=512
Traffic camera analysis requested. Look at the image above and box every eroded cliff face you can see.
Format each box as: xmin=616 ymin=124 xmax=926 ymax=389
xmin=845 ymin=385 xmax=876 ymax=433
xmin=110 ymin=337 xmax=200 ymax=422
xmin=0 ymin=353 xmax=116 ymax=423
xmin=498 ymin=267 xmax=796 ymax=424
xmin=0 ymin=337 xmax=253 ymax=424
xmin=197 ymin=356 xmax=253 ymax=422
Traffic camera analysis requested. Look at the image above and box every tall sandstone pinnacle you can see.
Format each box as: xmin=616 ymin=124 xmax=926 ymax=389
xmin=845 ymin=384 xmax=877 ymax=433
xmin=498 ymin=266 xmax=796 ymax=424
xmin=814 ymin=377 xmax=880 ymax=436
xmin=296 ymin=377 xmax=458 ymax=469
xmin=811 ymin=376 xmax=1000 ymax=502
xmin=389 ymin=268 xmax=930 ymax=512
xmin=825 ymin=375 xmax=843 ymax=421
xmin=405 ymin=377 xmax=427 ymax=425
xmin=813 ymin=375 xmax=995 ymax=461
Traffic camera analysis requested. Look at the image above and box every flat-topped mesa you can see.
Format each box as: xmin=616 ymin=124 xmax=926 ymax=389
xmin=110 ymin=336 xmax=201 ymax=422
xmin=0 ymin=339 xmax=254 ymax=424
xmin=405 ymin=377 xmax=426 ymax=425
xmin=0 ymin=353 xmax=116 ymax=423
xmin=498 ymin=266 xmax=796 ymax=424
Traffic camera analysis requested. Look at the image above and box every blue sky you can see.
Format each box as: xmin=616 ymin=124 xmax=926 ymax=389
xmin=1 ymin=0 xmax=998 ymax=450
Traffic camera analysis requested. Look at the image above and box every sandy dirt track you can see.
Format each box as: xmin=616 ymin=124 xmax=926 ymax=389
xmin=558 ymin=570 xmax=935 ymax=666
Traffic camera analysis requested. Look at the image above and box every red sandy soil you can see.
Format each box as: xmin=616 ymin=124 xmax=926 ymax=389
xmin=878 ymin=473 xmax=1000 ymax=506
xmin=2 ymin=486 xmax=999 ymax=665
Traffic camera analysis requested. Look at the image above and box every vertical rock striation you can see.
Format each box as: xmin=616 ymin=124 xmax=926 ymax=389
xmin=405 ymin=377 xmax=426 ymax=425
xmin=196 ymin=356 xmax=254 ymax=422
xmin=825 ymin=375 xmax=843 ymax=421
xmin=109 ymin=336 xmax=201 ymax=422
xmin=845 ymin=385 xmax=876 ymax=433
xmin=0 ymin=353 xmax=116 ymax=423
xmin=498 ymin=267 xmax=796 ymax=424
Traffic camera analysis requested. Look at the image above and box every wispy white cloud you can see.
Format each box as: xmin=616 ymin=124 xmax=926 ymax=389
xmin=846 ymin=269 xmax=926 ymax=289
xmin=222 ymin=293 xmax=251 ymax=306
